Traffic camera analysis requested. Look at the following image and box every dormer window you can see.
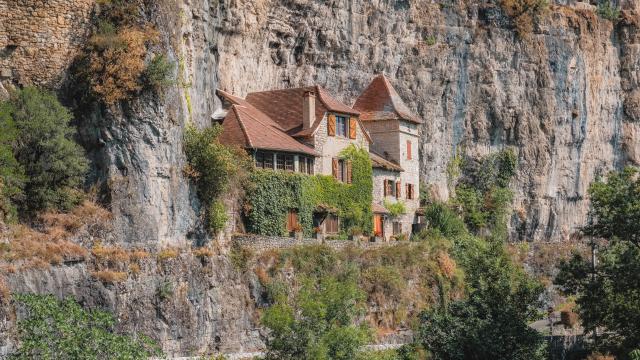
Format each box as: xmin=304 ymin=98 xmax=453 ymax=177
xmin=336 ymin=116 xmax=347 ymax=137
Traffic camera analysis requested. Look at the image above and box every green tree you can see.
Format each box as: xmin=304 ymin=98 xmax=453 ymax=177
xmin=417 ymin=239 xmax=546 ymax=360
xmin=1 ymin=87 xmax=88 ymax=213
xmin=10 ymin=294 xmax=161 ymax=359
xmin=556 ymin=167 xmax=640 ymax=357
xmin=261 ymin=272 xmax=370 ymax=360
xmin=0 ymin=102 xmax=25 ymax=222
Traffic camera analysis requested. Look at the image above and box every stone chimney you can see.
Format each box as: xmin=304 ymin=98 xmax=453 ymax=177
xmin=303 ymin=90 xmax=316 ymax=129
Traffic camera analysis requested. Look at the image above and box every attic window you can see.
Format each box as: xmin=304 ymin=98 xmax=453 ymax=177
xmin=335 ymin=116 xmax=347 ymax=137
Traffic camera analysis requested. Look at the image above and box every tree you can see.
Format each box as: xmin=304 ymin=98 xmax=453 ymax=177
xmin=0 ymin=102 xmax=25 ymax=222
xmin=556 ymin=167 xmax=640 ymax=357
xmin=417 ymin=239 xmax=546 ymax=360
xmin=2 ymin=87 xmax=88 ymax=213
xmin=261 ymin=273 xmax=370 ymax=360
xmin=10 ymin=294 xmax=161 ymax=359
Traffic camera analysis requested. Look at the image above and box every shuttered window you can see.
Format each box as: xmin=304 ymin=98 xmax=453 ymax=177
xmin=384 ymin=180 xmax=394 ymax=197
xmin=327 ymin=114 xmax=336 ymax=136
xmin=396 ymin=181 xmax=401 ymax=199
xmin=349 ymin=117 xmax=357 ymax=139
xmin=407 ymin=140 xmax=412 ymax=160
xmin=325 ymin=214 xmax=339 ymax=234
xmin=336 ymin=116 xmax=347 ymax=137
xmin=406 ymin=184 xmax=414 ymax=200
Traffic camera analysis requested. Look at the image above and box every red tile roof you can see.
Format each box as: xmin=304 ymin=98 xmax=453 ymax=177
xmin=245 ymin=85 xmax=360 ymax=133
xmin=353 ymin=74 xmax=423 ymax=124
xmin=370 ymin=151 xmax=404 ymax=172
xmin=219 ymin=103 xmax=319 ymax=156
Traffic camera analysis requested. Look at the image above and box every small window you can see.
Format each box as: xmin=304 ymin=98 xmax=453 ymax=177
xmin=393 ymin=222 xmax=402 ymax=235
xmin=336 ymin=116 xmax=347 ymax=137
xmin=276 ymin=154 xmax=285 ymax=170
xmin=307 ymin=158 xmax=314 ymax=175
xmin=285 ymin=155 xmax=295 ymax=171
xmin=264 ymin=153 xmax=274 ymax=169
xmin=255 ymin=151 xmax=265 ymax=169
xmin=406 ymin=184 xmax=414 ymax=200
xmin=299 ymin=156 xmax=307 ymax=173
xmin=407 ymin=140 xmax=412 ymax=160
xmin=384 ymin=180 xmax=395 ymax=197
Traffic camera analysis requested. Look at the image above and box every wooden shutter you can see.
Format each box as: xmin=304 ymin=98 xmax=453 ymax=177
xmin=327 ymin=114 xmax=336 ymax=136
xmin=346 ymin=161 xmax=352 ymax=184
xmin=349 ymin=117 xmax=357 ymax=139
xmin=332 ymin=158 xmax=338 ymax=179
xmin=396 ymin=181 xmax=401 ymax=199
xmin=383 ymin=180 xmax=388 ymax=196
xmin=407 ymin=140 xmax=412 ymax=160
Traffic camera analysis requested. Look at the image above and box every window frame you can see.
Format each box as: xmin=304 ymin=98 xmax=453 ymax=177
xmin=335 ymin=115 xmax=347 ymax=137
xmin=276 ymin=153 xmax=285 ymax=170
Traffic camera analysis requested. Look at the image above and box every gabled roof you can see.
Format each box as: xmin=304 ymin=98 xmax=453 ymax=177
xmin=245 ymin=85 xmax=360 ymax=133
xmin=219 ymin=104 xmax=319 ymax=156
xmin=353 ymin=74 xmax=423 ymax=124
xmin=370 ymin=151 xmax=404 ymax=172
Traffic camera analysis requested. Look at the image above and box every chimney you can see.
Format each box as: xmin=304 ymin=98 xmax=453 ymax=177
xmin=303 ymin=90 xmax=316 ymax=129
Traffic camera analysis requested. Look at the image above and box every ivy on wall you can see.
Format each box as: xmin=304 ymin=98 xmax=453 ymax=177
xmin=245 ymin=145 xmax=373 ymax=237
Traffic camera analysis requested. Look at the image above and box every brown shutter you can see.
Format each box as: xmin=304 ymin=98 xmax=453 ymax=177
xmin=407 ymin=140 xmax=412 ymax=160
xmin=349 ymin=117 xmax=357 ymax=139
xmin=332 ymin=158 xmax=338 ymax=179
xmin=328 ymin=114 xmax=336 ymax=136
xmin=396 ymin=181 xmax=401 ymax=199
xmin=383 ymin=180 xmax=388 ymax=196
xmin=346 ymin=161 xmax=352 ymax=184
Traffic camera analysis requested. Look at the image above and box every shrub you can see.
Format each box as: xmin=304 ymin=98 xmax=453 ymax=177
xmin=0 ymin=104 xmax=24 ymax=223
xmin=229 ymin=243 xmax=252 ymax=272
xmin=598 ymin=1 xmax=620 ymax=21
xmin=157 ymin=247 xmax=179 ymax=261
xmin=184 ymin=124 xmax=251 ymax=234
xmin=384 ymin=200 xmax=406 ymax=218
xmin=0 ymin=87 xmax=88 ymax=214
xmin=143 ymin=54 xmax=176 ymax=89
xmin=500 ymin=0 xmax=548 ymax=37
xmin=10 ymin=294 xmax=161 ymax=359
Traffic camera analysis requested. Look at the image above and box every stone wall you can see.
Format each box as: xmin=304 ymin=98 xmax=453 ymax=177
xmin=233 ymin=234 xmax=402 ymax=252
xmin=0 ymin=0 xmax=95 ymax=92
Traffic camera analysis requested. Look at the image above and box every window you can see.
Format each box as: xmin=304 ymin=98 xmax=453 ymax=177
xmin=393 ymin=222 xmax=402 ymax=235
xmin=286 ymin=209 xmax=299 ymax=232
xmin=332 ymin=158 xmax=351 ymax=183
xmin=285 ymin=154 xmax=294 ymax=171
xmin=255 ymin=151 xmax=266 ymax=169
xmin=406 ymin=184 xmax=414 ymax=200
xmin=276 ymin=154 xmax=285 ymax=170
xmin=384 ymin=179 xmax=395 ymax=197
xmin=264 ymin=153 xmax=274 ymax=169
xmin=307 ymin=158 xmax=314 ymax=175
xmin=299 ymin=156 xmax=307 ymax=174
xmin=325 ymin=214 xmax=339 ymax=234
xmin=336 ymin=116 xmax=347 ymax=137
xmin=407 ymin=140 xmax=412 ymax=160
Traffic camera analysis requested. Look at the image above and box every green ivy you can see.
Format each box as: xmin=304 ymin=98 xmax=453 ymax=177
xmin=245 ymin=145 xmax=373 ymax=237
xmin=384 ymin=200 xmax=406 ymax=218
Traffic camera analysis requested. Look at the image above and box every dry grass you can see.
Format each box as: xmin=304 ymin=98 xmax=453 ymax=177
xmin=157 ymin=247 xmax=179 ymax=261
xmin=3 ymin=225 xmax=88 ymax=267
xmin=129 ymin=263 xmax=141 ymax=275
xmin=192 ymin=246 xmax=214 ymax=259
xmin=130 ymin=249 xmax=150 ymax=261
xmin=92 ymin=270 xmax=127 ymax=283
xmin=0 ymin=276 xmax=10 ymax=305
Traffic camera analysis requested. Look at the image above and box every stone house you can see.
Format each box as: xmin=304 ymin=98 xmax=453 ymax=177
xmin=215 ymin=74 xmax=422 ymax=240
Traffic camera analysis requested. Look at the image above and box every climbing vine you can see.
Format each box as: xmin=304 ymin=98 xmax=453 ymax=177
xmin=244 ymin=145 xmax=373 ymax=237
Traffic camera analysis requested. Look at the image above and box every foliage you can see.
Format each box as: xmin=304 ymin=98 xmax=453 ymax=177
xmin=453 ymin=149 xmax=516 ymax=238
xmin=184 ymin=124 xmax=251 ymax=234
xmin=500 ymin=0 xmax=549 ymax=37
xmin=598 ymin=1 xmax=620 ymax=21
xmin=0 ymin=87 xmax=88 ymax=214
xmin=83 ymin=0 xmax=174 ymax=104
xmin=417 ymin=239 xmax=546 ymax=360
xmin=10 ymin=294 xmax=161 ymax=359
xmin=425 ymin=35 xmax=437 ymax=46
xmin=0 ymin=102 xmax=24 ymax=222
xmin=555 ymin=167 xmax=640 ymax=357
xmin=261 ymin=272 xmax=370 ymax=360
xmin=143 ymin=54 xmax=176 ymax=89
xmin=420 ymin=202 xmax=467 ymax=239
xmin=384 ymin=200 xmax=406 ymax=218
xmin=245 ymin=145 xmax=373 ymax=236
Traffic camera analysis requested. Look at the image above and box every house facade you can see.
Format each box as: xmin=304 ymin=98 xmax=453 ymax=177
xmin=215 ymin=74 xmax=422 ymax=241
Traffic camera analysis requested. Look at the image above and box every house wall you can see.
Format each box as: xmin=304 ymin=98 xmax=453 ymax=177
xmin=311 ymin=113 xmax=370 ymax=175
xmin=367 ymin=119 xmax=420 ymax=236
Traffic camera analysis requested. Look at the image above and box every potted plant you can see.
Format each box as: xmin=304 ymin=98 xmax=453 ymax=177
xmin=292 ymin=224 xmax=304 ymax=241
xmin=312 ymin=226 xmax=323 ymax=241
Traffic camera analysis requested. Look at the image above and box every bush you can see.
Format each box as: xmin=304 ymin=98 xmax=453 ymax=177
xmin=184 ymin=124 xmax=251 ymax=234
xmin=384 ymin=200 xmax=406 ymax=218
xmin=598 ymin=1 xmax=620 ymax=21
xmin=0 ymin=87 xmax=88 ymax=214
xmin=143 ymin=54 xmax=176 ymax=89
xmin=10 ymin=294 xmax=161 ymax=359
xmin=0 ymin=103 xmax=24 ymax=222
xmin=500 ymin=0 xmax=548 ymax=37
